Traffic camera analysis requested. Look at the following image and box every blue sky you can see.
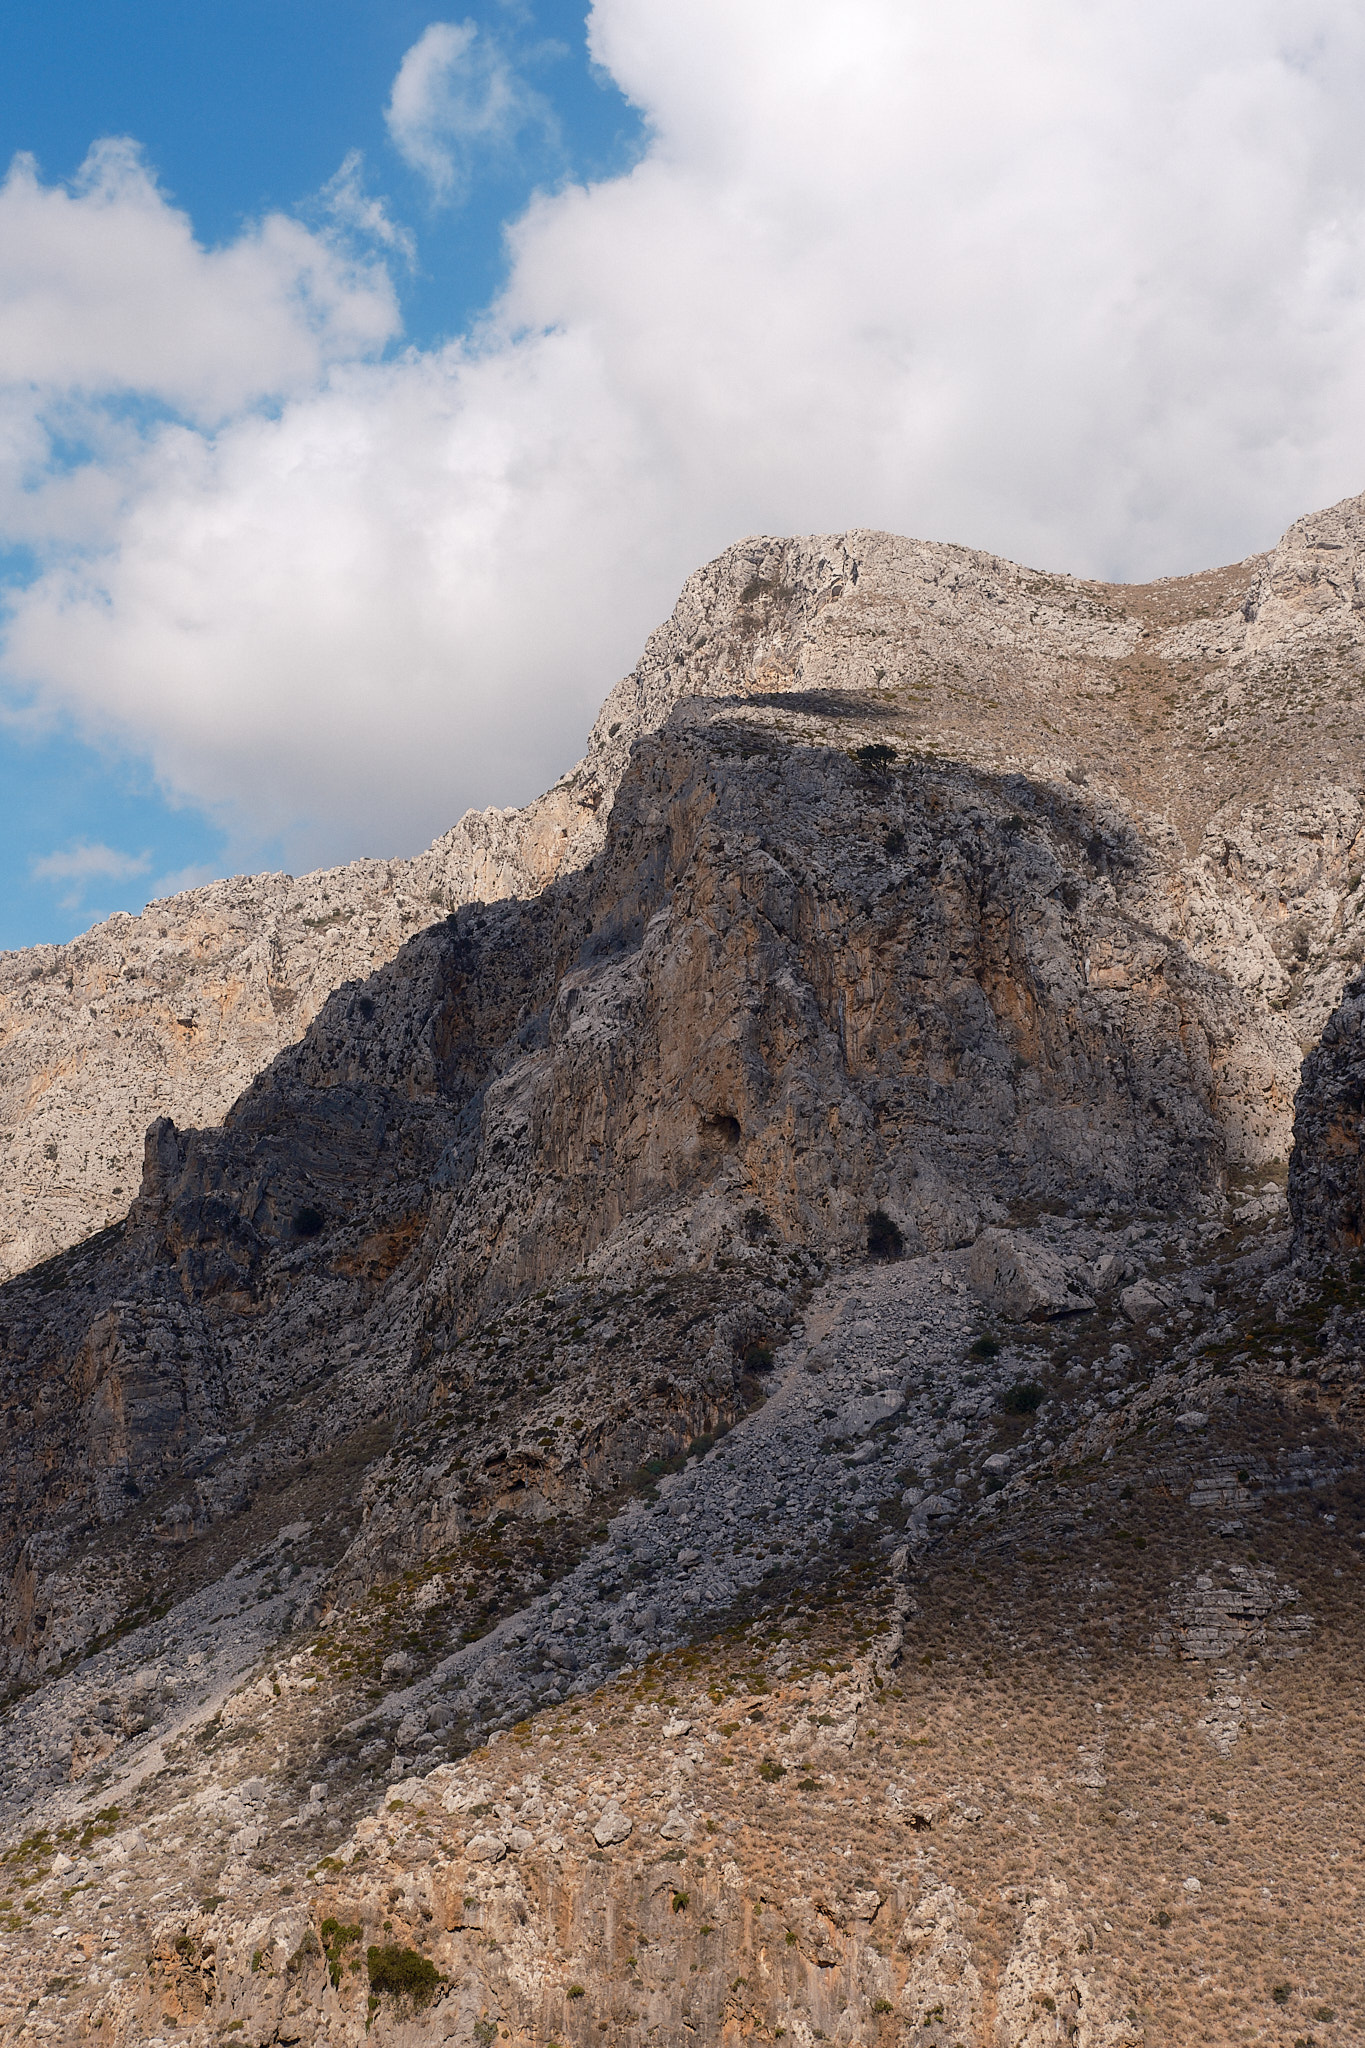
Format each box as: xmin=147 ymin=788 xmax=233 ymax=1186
xmin=2 ymin=1 xmax=1363 ymax=952
xmin=0 ymin=0 xmax=641 ymax=947
xmin=0 ymin=2 xmax=641 ymax=353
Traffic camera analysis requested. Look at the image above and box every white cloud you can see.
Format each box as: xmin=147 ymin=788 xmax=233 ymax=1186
xmin=385 ymin=19 xmax=558 ymax=203
xmin=31 ymin=840 xmax=150 ymax=909
xmin=5 ymin=1 xmax=1365 ymax=874
xmin=319 ymin=151 xmax=417 ymax=267
xmin=0 ymin=139 xmax=398 ymax=423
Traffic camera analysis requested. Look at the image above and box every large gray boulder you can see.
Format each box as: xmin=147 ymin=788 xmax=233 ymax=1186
xmin=969 ymin=1229 xmax=1096 ymax=1321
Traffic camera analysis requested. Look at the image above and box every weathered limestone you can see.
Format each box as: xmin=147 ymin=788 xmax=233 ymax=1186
xmin=969 ymin=1230 xmax=1096 ymax=1321
xmin=1 ymin=492 xmax=1365 ymax=2047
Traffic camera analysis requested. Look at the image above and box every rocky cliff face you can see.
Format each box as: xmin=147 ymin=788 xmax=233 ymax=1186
xmin=1 ymin=678 xmax=1324 ymax=1683
xmin=3 ymin=496 xmax=1365 ymax=2046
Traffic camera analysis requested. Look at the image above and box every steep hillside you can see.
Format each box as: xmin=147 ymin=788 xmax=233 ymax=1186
xmin=1 ymin=495 xmax=1364 ymax=2047
xmin=1289 ymin=970 xmax=1365 ymax=1268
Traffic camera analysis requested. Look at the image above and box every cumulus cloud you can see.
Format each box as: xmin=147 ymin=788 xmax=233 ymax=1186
xmin=31 ymin=840 xmax=150 ymax=910
xmin=5 ymin=1 xmax=1365 ymax=873
xmin=385 ymin=20 xmax=558 ymax=203
xmin=0 ymin=138 xmax=399 ymax=422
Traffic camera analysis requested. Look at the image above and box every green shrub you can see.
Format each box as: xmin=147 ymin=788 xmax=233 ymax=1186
xmin=1272 ymin=1984 xmax=1292 ymax=2006
xmin=367 ymin=1945 xmax=443 ymax=2009
xmin=287 ymin=1930 xmax=321 ymax=1975
xmin=969 ymin=1334 xmax=1000 ymax=1359
xmin=320 ymin=1918 xmax=361 ymax=1989
xmin=867 ymin=1209 xmax=904 ymax=1260
xmin=567 ymin=1984 xmax=586 ymax=1999
xmin=758 ymin=1759 xmax=786 ymax=1782
xmin=672 ymin=1890 xmax=690 ymax=1913
xmin=1001 ymin=1380 xmax=1043 ymax=1414
xmin=855 ymin=742 xmax=897 ymax=767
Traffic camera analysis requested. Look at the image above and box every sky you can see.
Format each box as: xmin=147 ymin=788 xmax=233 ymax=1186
xmin=2 ymin=2 xmax=1365 ymax=949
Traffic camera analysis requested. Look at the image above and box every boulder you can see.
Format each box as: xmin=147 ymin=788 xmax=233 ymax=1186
xmin=969 ymin=1230 xmax=1096 ymax=1321
xmin=919 ymin=1493 xmax=958 ymax=1519
xmin=466 ymin=1833 xmax=507 ymax=1863
xmin=836 ymin=1390 xmax=905 ymax=1436
xmin=1119 ymin=1278 xmax=1171 ymax=1323
xmin=593 ymin=1807 xmax=633 ymax=1847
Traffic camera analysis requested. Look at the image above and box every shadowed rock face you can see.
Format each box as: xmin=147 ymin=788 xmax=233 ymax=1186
xmin=1290 ymin=972 xmax=1365 ymax=1268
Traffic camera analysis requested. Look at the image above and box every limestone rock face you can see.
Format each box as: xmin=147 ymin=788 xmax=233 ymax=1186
xmin=1289 ymin=971 xmax=1365 ymax=1267
xmin=1241 ymin=491 xmax=1365 ymax=655
xmin=0 ymin=791 xmax=602 ymax=1285
xmin=2 ymin=706 xmax=1290 ymax=1679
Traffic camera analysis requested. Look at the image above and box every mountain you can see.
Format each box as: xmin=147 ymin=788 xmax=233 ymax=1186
xmin=6 ymin=491 xmax=1363 ymax=1288
xmin=0 ymin=496 xmax=1363 ymax=2044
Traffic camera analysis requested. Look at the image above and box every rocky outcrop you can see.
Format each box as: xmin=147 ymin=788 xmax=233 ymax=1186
xmin=1 ymin=690 xmax=1316 ymax=1685
xmin=0 ymin=779 xmax=606 ymax=1285
xmin=969 ymin=1229 xmax=1095 ymax=1321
